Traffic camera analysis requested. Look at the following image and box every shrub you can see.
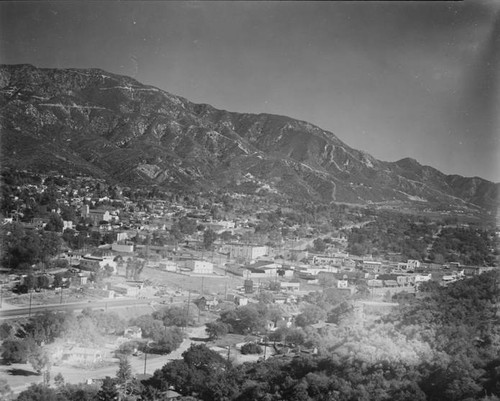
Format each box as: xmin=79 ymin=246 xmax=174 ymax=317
xmin=240 ymin=342 xmax=262 ymax=355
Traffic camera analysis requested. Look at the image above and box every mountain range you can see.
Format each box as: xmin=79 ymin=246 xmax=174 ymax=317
xmin=0 ymin=64 xmax=498 ymax=211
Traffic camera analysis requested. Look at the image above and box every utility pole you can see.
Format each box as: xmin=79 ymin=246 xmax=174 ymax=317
xmin=143 ymin=348 xmax=148 ymax=375
xmin=28 ymin=289 xmax=33 ymax=317
xmin=60 ymin=286 xmax=63 ymax=304
xmin=185 ymin=290 xmax=191 ymax=331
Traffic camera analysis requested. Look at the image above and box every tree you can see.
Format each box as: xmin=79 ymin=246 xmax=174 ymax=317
xmin=240 ymin=342 xmax=262 ymax=355
xmin=205 ymin=322 xmax=229 ymax=340
xmin=203 ymin=229 xmax=217 ymax=250
xmin=151 ymin=327 xmax=184 ymax=354
xmin=53 ymin=273 xmax=66 ymax=288
xmin=97 ymin=377 xmax=118 ymax=401
xmin=313 ymin=238 xmax=327 ymax=253
xmin=0 ymin=378 xmax=13 ymax=401
xmin=16 ymin=384 xmax=59 ymax=401
xmin=40 ymin=231 xmax=62 ymax=263
xmin=126 ymin=258 xmax=145 ymax=281
xmin=1 ymin=338 xmax=31 ymax=363
xmin=59 ymin=383 xmax=100 ymax=401
xmin=220 ymin=231 xmax=233 ymax=242
xmin=220 ymin=305 xmax=267 ymax=334
xmin=257 ymin=291 xmax=275 ymax=304
xmin=24 ymin=274 xmax=37 ymax=291
xmin=60 ymin=205 xmax=76 ymax=222
xmin=151 ymin=344 xmax=231 ymax=397
xmin=153 ymin=305 xmax=193 ymax=328
xmin=27 ymin=345 xmax=50 ymax=374
xmin=130 ymin=315 xmax=164 ymax=338
xmin=295 ymin=305 xmax=326 ymax=328
xmin=37 ymin=275 xmax=51 ymax=289
xmin=44 ymin=213 xmax=64 ymax=232
xmin=176 ymin=217 xmax=197 ymax=236
xmin=285 ymin=328 xmax=306 ymax=346
xmin=0 ymin=322 xmax=14 ymax=340
xmin=116 ymin=356 xmax=132 ymax=396
xmin=1 ymin=223 xmax=42 ymax=269
xmin=54 ymin=372 xmax=65 ymax=388
xmin=21 ymin=310 xmax=70 ymax=345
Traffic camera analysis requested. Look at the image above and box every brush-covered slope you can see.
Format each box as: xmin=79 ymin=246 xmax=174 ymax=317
xmin=0 ymin=64 xmax=497 ymax=210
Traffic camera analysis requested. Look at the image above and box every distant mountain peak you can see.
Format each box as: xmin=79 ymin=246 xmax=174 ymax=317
xmin=0 ymin=64 xmax=497 ymax=211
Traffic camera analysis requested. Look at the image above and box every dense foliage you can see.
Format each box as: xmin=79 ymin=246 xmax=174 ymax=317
xmin=10 ymin=273 xmax=500 ymax=401
xmin=346 ymin=211 xmax=497 ymax=266
xmin=144 ymin=271 xmax=500 ymax=401
xmin=429 ymin=226 xmax=498 ymax=266
xmin=1 ymin=223 xmax=62 ymax=270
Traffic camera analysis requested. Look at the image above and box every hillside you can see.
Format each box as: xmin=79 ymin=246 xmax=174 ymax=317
xmin=0 ymin=64 xmax=498 ymax=211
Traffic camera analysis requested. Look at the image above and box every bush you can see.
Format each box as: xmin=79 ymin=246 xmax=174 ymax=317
xmin=117 ymin=341 xmax=141 ymax=356
xmin=240 ymin=342 xmax=262 ymax=355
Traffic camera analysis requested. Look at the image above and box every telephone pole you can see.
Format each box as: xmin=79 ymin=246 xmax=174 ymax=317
xmin=185 ymin=290 xmax=191 ymax=331
xmin=28 ymin=289 xmax=33 ymax=317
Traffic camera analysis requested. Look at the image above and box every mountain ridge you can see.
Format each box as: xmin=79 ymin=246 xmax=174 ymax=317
xmin=0 ymin=64 xmax=498 ymax=211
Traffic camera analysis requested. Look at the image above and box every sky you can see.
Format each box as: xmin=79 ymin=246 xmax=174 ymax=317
xmin=1 ymin=1 xmax=499 ymax=182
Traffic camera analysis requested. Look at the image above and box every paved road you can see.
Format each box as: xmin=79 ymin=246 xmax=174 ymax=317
xmin=0 ymin=298 xmax=157 ymax=320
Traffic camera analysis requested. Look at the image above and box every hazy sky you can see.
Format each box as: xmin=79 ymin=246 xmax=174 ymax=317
xmin=1 ymin=1 xmax=499 ymax=182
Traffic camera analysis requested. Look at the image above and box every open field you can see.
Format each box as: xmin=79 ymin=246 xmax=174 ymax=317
xmin=140 ymin=266 xmax=245 ymax=297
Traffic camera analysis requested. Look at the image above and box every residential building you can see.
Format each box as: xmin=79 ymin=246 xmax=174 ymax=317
xmin=79 ymin=254 xmax=117 ymax=273
xmin=225 ymin=244 xmax=268 ymax=261
xmin=186 ymin=259 xmax=214 ymax=275
xmin=124 ymin=326 xmax=142 ymax=339
xmin=61 ymin=347 xmax=105 ymax=366
xmin=337 ymin=280 xmax=349 ymax=289
xmin=112 ymin=242 xmax=134 ymax=253
xmin=280 ymin=281 xmax=300 ymax=292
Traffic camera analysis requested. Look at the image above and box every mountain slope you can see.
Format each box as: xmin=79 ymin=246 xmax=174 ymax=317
xmin=0 ymin=64 xmax=497 ymax=210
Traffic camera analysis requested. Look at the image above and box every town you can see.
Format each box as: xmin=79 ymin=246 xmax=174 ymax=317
xmin=1 ymin=169 xmax=499 ymax=400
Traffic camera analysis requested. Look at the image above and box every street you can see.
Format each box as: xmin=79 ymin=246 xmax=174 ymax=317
xmin=0 ymin=297 xmax=157 ymax=320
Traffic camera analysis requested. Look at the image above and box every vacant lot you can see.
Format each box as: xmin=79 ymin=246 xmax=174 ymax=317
xmin=141 ymin=267 xmax=244 ymax=296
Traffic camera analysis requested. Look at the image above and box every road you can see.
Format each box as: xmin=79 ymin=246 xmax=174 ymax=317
xmin=0 ymin=297 xmax=157 ymax=320
xmin=3 ymin=326 xmax=208 ymax=395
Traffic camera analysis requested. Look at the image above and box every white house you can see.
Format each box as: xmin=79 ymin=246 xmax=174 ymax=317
xmin=397 ymin=275 xmax=416 ymax=286
xmin=61 ymin=346 xmax=105 ymax=366
xmin=186 ymin=260 xmax=214 ymax=275
xmin=79 ymin=255 xmax=117 ymax=274
xmin=414 ymin=274 xmax=432 ymax=283
xmin=280 ymin=281 xmax=300 ymax=292
xmin=116 ymin=232 xmax=129 ymax=242
xmin=111 ymin=242 xmax=134 ymax=253
xmin=225 ymin=244 xmax=268 ymax=261
xmin=337 ymin=280 xmax=349 ymax=288
xmin=159 ymin=259 xmax=178 ymax=272
xmin=312 ymin=255 xmax=343 ymax=266
xmin=111 ymin=283 xmax=141 ymax=297
xmin=63 ymin=220 xmax=73 ymax=230
xmin=124 ymin=326 xmax=142 ymax=339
